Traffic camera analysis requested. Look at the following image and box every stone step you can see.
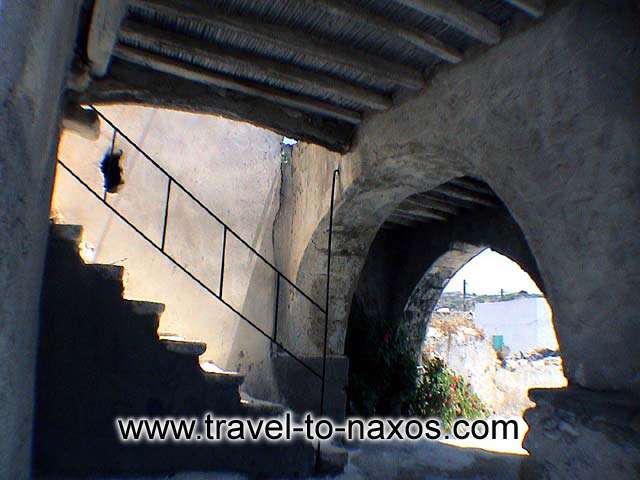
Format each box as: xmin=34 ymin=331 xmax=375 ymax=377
xmin=240 ymin=392 xmax=286 ymax=416
xmin=39 ymin=223 xmax=318 ymax=476
xmin=85 ymin=263 xmax=125 ymax=282
xmin=159 ymin=333 xmax=207 ymax=356
xmin=125 ymin=299 xmax=165 ymax=317
xmin=50 ymin=223 xmax=83 ymax=244
xmin=201 ymin=360 xmax=244 ymax=386
xmin=124 ymin=300 xmax=165 ymax=333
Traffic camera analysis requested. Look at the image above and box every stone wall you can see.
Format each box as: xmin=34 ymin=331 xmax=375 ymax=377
xmin=475 ymin=297 xmax=558 ymax=353
xmin=275 ymin=4 xmax=639 ymax=473
xmin=279 ymin=0 xmax=640 ymax=396
xmin=0 ymin=1 xmax=82 ymax=478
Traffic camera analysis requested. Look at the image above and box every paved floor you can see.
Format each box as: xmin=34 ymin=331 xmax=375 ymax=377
xmin=317 ymin=440 xmax=522 ymax=480
xmin=40 ymin=439 xmax=523 ymax=480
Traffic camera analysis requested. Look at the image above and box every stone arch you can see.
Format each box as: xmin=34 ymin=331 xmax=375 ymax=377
xmin=402 ymin=240 xmax=549 ymax=361
xmin=278 ymin=154 xmax=465 ymax=357
xmin=273 ymin=4 xmax=638 ymax=475
xmin=279 ymin=1 xmax=639 ymax=397
xmin=342 ymin=177 xmax=548 ymax=363
xmin=403 ymin=242 xmax=484 ymax=355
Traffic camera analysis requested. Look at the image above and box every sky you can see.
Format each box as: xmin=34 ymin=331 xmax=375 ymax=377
xmin=444 ymin=249 xmax=542 ymax=295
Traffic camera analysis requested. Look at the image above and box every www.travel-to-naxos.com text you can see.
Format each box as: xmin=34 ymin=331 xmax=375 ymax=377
xmin=115 ymin=413 xmax=520 ymax=444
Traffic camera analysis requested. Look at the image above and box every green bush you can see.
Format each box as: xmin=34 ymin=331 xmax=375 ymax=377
xmin=347 ymin=320 xmax=418 ymax=416
xmin=408 ymin=357 xmax=489 ymax=430
xmin=346 ymin=308 xmax=489 ymax=426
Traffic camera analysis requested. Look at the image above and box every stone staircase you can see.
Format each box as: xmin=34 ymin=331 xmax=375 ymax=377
xmin=33 ymin=223 xmax=315 ymax=477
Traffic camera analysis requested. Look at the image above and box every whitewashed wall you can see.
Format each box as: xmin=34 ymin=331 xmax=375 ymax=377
xmin=473 ymin=297 xmax=558 ymax=353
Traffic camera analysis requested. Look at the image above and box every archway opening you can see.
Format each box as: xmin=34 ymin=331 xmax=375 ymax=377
xmin=343 ymin=176 xmax=568 ymax=456
xmin=422 ymin=248 xmax=567 ymax=454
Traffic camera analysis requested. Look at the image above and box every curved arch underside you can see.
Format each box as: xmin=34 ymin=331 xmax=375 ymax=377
xmin=278 ymin=1 xmax=639 ymax=396
xmin=348 ymin=191 xmax=545 ymax=359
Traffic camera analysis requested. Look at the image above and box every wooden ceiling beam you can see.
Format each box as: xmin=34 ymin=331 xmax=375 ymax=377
xmin=393 ymin=0 xmax=501 ymax=45
xmin=130 ymin=0 xmax=425 ymax=90
xmin=431 ymin=184 xmax=498 ymax=207
xmin=120 ymin=20 xmax=392 ymax=112
xmin=385 ymin=214 xmax=422 ymax=228
xmin=396 ymin=201 xmax=451 ymax=221
xmin=393 ymin=210 xmax=447 ymax=223
xmin=404 ymin=196 xmax=460 ymax=215
xmin=504 ymin=0 xmax=545 ymax=18
xmin=113 ymin=45 xmax=362 ymax=125
xmin=448 ymin=178 xmax=495 ymax=196
xmin=87 ymin=0 xmax=128 ymax=76
xmin=422 ymin=192 xmax=477 ymax=210
xmin=314 ymin=0 xmax=462 ymax=63
xmin=76 ymin=59 xmax=355 ymax=152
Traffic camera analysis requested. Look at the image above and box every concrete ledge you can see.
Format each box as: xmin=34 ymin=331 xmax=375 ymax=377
xmin=62 ymin=103 xmax=100 ymax=140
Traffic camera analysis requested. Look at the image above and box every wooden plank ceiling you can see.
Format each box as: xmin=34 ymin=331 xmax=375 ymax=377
xmin=73 ymin=0 xmax=545 ymax=152
xmin=383 ymin=177 xmax=501 ymax=229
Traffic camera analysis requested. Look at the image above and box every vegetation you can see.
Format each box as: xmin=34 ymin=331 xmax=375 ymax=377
xmin=408 ymin=356 xmax=489 ymax=430
xmin=347 ymin=319 xmax=417 ymax=416
xmin=347 ymin=310 xmax=488 ymax=427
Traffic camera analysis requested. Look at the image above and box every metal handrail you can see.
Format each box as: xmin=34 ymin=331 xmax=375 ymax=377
xmin=319 ymin=168 xmax=340 ymax=417
xmin=57 ymin=106 xmax=332 ymax=382
xmin=92 ymin=108 xmax=326 ymax=314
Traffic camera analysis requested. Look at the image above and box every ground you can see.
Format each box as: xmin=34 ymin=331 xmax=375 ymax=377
xmin=39 ymin=434 xmax=526 ymax=480
xmin=325 ymin=441 xmax=522 ymax=480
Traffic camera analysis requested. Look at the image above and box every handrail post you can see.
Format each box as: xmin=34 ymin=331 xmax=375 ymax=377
xmin=103 ymin=128 xmax=118 ymax=202
xmin=273 ymin=272 xmax=281 ymax=351
xmin=319 ymin=168 xmax=340 ymax=418
xmin=160 ymin=177 xmax=172 ymax=251
xmin=219 ymin=225 xmax=227 ymax=297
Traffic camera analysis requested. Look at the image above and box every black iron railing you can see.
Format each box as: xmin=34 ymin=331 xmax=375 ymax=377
xmin=58 ymin=107 xmax=339 ymax=413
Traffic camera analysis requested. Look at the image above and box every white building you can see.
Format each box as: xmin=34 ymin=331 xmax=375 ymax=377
xmin=473 ymin=297 xmax=558 ymax=353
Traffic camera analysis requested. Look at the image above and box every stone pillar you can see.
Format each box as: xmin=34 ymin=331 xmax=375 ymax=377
xmin=521 ymin=388 xmax=640 ymax=479
xmin=0 ymin=2 xmax=81 ymax=478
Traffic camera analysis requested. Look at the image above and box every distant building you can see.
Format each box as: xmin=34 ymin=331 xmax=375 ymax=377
xmin=473 ymin=297 xmax=558 ymax=353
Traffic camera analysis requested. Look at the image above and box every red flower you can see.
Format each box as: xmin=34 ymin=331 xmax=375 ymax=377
xmin=383 ymin=332 xmax=391 ymax=344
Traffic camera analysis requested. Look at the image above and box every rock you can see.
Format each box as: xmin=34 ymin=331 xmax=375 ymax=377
xmin=422 ymin=315 xmax=567 ymax=416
